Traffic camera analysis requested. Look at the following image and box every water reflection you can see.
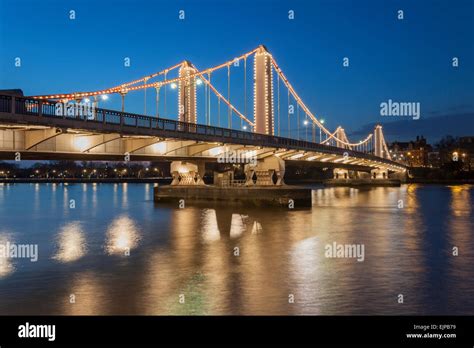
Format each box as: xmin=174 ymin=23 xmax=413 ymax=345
xmin=53 ymin=222 xmax=87 ymax=263
xmin=105 ymin=215 xmax=140 ymax=255
xmin=230 ymin=214 xmax=247 ymax=239
xmin=200 ymin=209 xmax=221 ymax=243
xmin=289 ymin=237 xmax=323 ymax=314
xmin=0 ymin=233 xmax=14 ymax=278
xmin=61 ymin=271 xmax=105 ymax=315
xmin=0 ymin=184 xmax=472 ymax=315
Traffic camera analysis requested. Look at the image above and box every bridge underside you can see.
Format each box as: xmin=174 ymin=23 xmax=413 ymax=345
xmin=0 ymin=123 xmax=400 ymax=173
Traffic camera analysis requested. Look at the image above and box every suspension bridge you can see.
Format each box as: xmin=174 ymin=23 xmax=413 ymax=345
xmin=0 ymin=45 xmax=405 ymax=188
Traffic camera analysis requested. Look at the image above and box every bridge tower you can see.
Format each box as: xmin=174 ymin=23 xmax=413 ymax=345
xmin=374 ymin=125 xmax=384 ymax=157
xmin=335 ymin=127 xmax=346 ymax=149
xmin=253 ymin=45 xmax=274 ymax=135
xmin=178 ymin=61 xmax=197 ymax=124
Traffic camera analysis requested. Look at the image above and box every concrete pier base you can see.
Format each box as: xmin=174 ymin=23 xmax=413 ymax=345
xmin=154 ymin=185 xmax=312 ymax=207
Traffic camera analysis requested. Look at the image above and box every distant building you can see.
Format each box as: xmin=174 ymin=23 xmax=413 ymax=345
xmin=389 ymin=136 xmax=432 ymax=167
xmin=435 ymin=136 xmax=473 ymax=171
xmin=427 ymin=151 xmax=441 ymax=168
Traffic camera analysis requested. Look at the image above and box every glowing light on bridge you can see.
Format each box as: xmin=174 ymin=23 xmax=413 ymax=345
xmin=74 ymin=136 xmax=92 ymax=152
xmin=25 ymin=44 xmax=394 ymax=161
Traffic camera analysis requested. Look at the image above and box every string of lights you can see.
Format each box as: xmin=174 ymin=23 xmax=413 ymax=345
xmin=27 ymin=44 xmax=386 ymax=154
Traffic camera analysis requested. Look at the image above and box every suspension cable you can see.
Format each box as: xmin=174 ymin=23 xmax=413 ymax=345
xmin=227 ymin=64 xmax=231 ymax=128
xmin=208 ymin=72 xmax=211 ymax=126
xmin=277 ymin=72 xmax=280 ymax=136
xmin=287 ymin=89 xmax=290 ymax=138
xmin=243 ymin=57 xmax=246 ymax=130
xmin=164 ymin=71 xmax=167 ymax=116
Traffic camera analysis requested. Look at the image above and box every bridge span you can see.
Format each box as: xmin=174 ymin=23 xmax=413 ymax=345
xmin=0 ymin=94 xmax=405 ymax=180
xmin=0 ymin=45 xmax=408 ymax=186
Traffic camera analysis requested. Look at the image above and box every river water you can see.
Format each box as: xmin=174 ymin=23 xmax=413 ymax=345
xmin=0 ymin=183 xmax=472 ymax=315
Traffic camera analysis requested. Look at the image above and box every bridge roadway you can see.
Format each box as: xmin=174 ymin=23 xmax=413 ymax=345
xmin=0 ymin=95 xmax=405 ymax=173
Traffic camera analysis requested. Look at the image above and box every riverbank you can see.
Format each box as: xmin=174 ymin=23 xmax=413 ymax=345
xmin=407 ymin=178 xmax=474 ymax=185
xmin=1 ymin=177 xmax=473 ymax=185
xmin=323 ymin=179 xmax=401 ymax=187
xmin=0 ymin=177 xmax=172 ymax=184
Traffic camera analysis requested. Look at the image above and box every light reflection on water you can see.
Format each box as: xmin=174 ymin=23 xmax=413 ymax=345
xmin=0 ymin=233 xmax=15 ymax=278
xmin=0 ymin=183 xmax=472 ymax=315
xmin=53 ymin=222 xmax=87 ymax=263
xmin=105 ymin=215 xmax=140 ymax=256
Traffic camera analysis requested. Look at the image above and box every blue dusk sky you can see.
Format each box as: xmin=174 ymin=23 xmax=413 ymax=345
xmin=0 ymin=0 xmax=473 ymax=142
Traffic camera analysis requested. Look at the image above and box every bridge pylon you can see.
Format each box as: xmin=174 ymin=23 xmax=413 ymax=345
xmin=373 ymin=125 xmax=391 ymax=160
xmin=178 ymin=61 xmax=197 ymax=124
xmin=335 ymin=127 xmax=351 ymax=149
xmin=253 ymin=45 xmax=274 ymax=135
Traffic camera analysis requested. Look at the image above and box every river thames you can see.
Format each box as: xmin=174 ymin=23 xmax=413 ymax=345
xmin=0 ymin=183 xmax=473 ymax=315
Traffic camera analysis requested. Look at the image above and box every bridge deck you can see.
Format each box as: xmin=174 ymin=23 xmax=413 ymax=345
xmin=0 ymin=95 xmax=405 ymax=172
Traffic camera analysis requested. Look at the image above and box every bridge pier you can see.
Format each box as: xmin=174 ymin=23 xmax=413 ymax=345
xmin=388 ymin=170 xmax=407 ymax=182
xmin=333 ymin=168 xmax=349 ymax=179
xmin=170 ymin=160 xmax=205 ymax=186
xmin=370 ymin=168 xmax=389 ymax=179
xmin=356 ymin=171 xmax=371 ymax=179
xmin=244 ymin=155 xmax=285 ymax=186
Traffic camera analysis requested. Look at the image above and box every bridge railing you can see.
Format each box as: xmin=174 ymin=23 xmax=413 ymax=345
xmin=0 ymin=94 xmax=403 ymax=168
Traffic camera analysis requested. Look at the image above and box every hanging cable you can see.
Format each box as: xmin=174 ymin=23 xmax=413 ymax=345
xmin=144 ymin=79 xmax=147 ymax=115
xmin=287 ymin=89 xmax=290 ymax=138
xmin=204 ymin=75 xmax=208 ymax=125
xmin=155 ymin=86 xmax=160 ymax=118
xmin=305 ymin=114 xmax=308 ymax=141
xmin=208 ymin=72 xmax=211 ymax=126
xmin=227 ymin=64 xmax=231 ymax=128
xmin=243 ymin=57 xmax=246 ymax=130
xmin=297 ymin=103 xmax=300 ymax=140
xmin=164 ymin=71 xmax=167 ymax=116
xmin=277 ymin=73 xmax=280 ymax=136
xmin=218 ymin=97 xmax=221 ymax=127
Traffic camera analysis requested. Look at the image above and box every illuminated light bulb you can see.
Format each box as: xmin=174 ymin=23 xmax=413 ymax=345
xmin=101 ymin=95 xmax=108 ymax=100
xmin=170 ymin=83 xmax=178 ymax=89
xmin=196 ymin=78 xmax=203 ymax=85
xmin=303 ymin=120 xmax=309 ymax=126
xmin=83 ymin=98 xmax=90 ymax=103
